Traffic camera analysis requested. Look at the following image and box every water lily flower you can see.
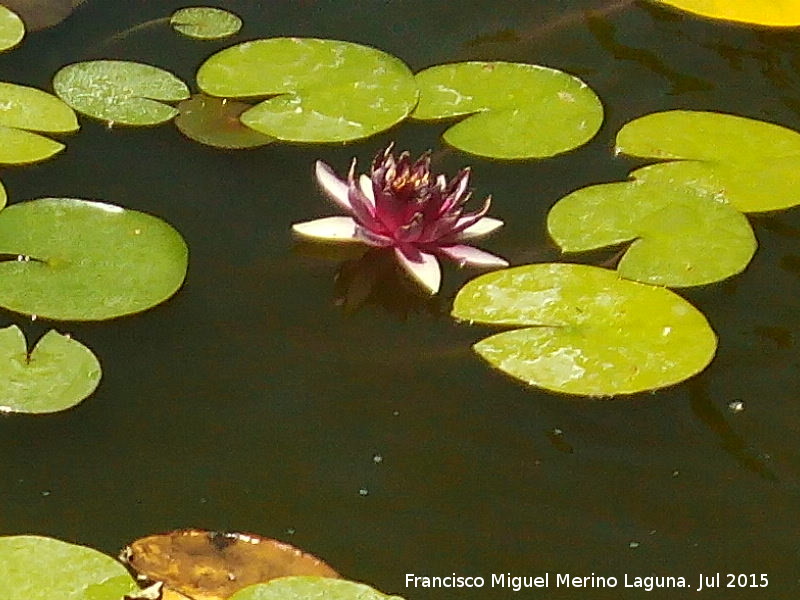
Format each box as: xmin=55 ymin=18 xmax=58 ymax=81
xmin=292 ymin=145 xmax=509 ymax=294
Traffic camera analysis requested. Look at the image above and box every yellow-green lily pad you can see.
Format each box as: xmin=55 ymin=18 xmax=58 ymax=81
xmin=196 ymin=37 xmax=418 ymax=142
xmin=616 ymin=110 xmax=800 ymax=212
xmin=0 ymin=82 xmax=78 ymax=164
xmin=53 ymin=60 xmax=190 ymax=126
xmin=230 ymin=576 xmax=403 ymax=600
xmin=0 ymin=5 xmax=24 ymax=51
xmin=0 ymin=325 xmax=101 ymax=414
xmin=170 ymin=6 xmax=242 ymax=39
xmin=412 ymin=61 xmax=603 ymax=159
xmin=651 ymin=0 xmax=800 ymax=27
xmin=175 ymin=94 xmax=274 ymax=149
xmin=547 ymin=164 xmax=757 ymax=287
xmin=452 ymin=263 xmax=717 ymax=397
xmin=0 ymin=535 xmax=139 ymax=600
xmin=0 ymin=197 xmax=188 ymax=321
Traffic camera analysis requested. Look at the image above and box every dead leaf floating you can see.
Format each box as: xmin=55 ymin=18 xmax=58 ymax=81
xmin=121 ymin=529 xmax=340 ymax=600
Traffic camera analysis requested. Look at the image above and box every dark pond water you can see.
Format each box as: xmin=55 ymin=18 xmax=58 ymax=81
xmin=1 ymin=0 xmax=799 ymax=598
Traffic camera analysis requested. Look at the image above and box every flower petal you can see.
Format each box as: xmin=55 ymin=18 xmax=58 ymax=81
xmin=450 ymin=195 xmax=492 ymax=235
xmin=355 ymin=226 xmax=395 ymax=247
xmin=359 ymin=174 xmax=376 ymax=206
xmin=315 ymin=161 xmax=351 ymax=212
xmin=291 ymin=216 xmax=360 ymax=242
xmin=439 ymin=168 xmax=471 ymax=214
xmin=438 ymin=244 xmax=509 ymax=268
xmin=457 ymin=216 xmax=504 ymax=239
xmin=347 ymin=184 xmax=381 ymax=230
xmin=394 ymin=245 xmax=441 ymax=294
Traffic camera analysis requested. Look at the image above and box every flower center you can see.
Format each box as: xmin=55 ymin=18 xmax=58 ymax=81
xmin=391 ymin=170 xmax=429 ymax=196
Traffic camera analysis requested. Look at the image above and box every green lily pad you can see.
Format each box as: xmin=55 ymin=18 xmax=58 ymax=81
xmin=230 ymin=576 xmax=403 ymax=600
xmin=196 ymin=37 xmax=418 ymax=142
xmin=175 ymin=94 xmax=274 ymax=149
xmin=452 ymin=263 xmax=717 ymax=396
xmin=0 ymin=198 xmax=188 ymax=321
xmin=0 ymin=5 xmax=24 ymax=51
xmin=652 ymin=0 xmax=800 ymax=27
xmin=412 ymin=61 xmax=603 ymax=159
xmin=547 ymin=164 xmax=757 ymax=287
xmin=170 ymin=6 xmax=242 ymax=39
xmin=0 ymin=535 xmax=139 ymax=600
xmin=53 ymin=60 xmax=190 ymax=126
xmin=0 ymin=82 xmax=78 ymax=164
xmin=616 ymin=110 xmax=800 ymax=212
xmin=0 ymin=325 xmax=101 ymax=414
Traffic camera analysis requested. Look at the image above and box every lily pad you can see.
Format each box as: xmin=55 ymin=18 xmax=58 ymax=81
xmin=0 ymin=5 xmax=24 ymax=51
xmin=175 ymin=94 xmax=274 ymax=149
xmin=123 ymin=530 xmax=339 ymax=600
xmin=0 ymin=325 xmax=101 ymax=414
xmin=412 ymin=61 xmax=603 ymax=159
xmin=452 ymin=263 xmax=717 ymax=396
xmin=196 ymin=38 xmax=418 ymax=142
xmin=547 ymin=164 xmax=757 ymax=287
xmin=0 ymin=535 xmax=139 ymax=600
xmin=170 ymin=7 xmax=242 ymax=39
xmin=616 ymin=110 xmax=800 ymax=212
xmin=0 ymin=82 xmax=78 ymax=164
xmin=652 ymin=0 xmax=800 ymax=27
xmin=230 ymin=577 xmax=402 ymax=600
xmin=0 ymin=197 xmax=188 ymax=320
xmin=53 ymin=60 xmax=190 ymax=126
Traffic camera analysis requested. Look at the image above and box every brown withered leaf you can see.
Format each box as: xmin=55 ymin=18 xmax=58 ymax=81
xmin=121 ymin=529 xmax=339 ymax=600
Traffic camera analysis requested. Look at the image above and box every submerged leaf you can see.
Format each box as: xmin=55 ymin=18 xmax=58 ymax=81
xmin=0 ymin=535 xmax=139 ymax=600
xmin=452 ymin=263 xmax=717 ymax=396
xmin=652 ymin=0 xmax=800 ymax=27
xmin=0 ymin=82 xmax=78 ymax=164
xmin=230 ymin=577 xmax=402 ymax=600
xmin=53 ymin=60 xmax=190 ymax=125
xmin=196 ymin=38 xmax=418 ymax=142
xmin=0 ymin=5 xmax=24 ymax=51
xmin=547 ymin=164 xmax=757 ymax=287
xmin=175 ymin=94 xmax=274 ymax=149
xmin=616 ymin=110 xmax=800 ymax=212
xmin=412 ymin=61 xmax=603 ymax=159
xmin=170 ymin=7 xmax=242 ymax=39
xmin=123 ymin=530 xmax=339 ymax=600
xmin=0 ymin=198 xmax=188 ymax=320
xmin=0 ymin=325 xmax=101 ymax=414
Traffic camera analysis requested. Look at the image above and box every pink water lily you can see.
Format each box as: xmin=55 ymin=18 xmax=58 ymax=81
xmin=292 ymin=145 xmax=508 ymax=294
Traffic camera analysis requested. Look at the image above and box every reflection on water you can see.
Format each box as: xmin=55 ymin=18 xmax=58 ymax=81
xmin=585 ymin=11 xmax=714 ymax=94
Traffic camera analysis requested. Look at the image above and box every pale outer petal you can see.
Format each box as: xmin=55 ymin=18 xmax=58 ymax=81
xmin=438 ymin=244 xmax=509 ymax=267
xmin=359 ymin=174 xmax=376 ymax=206
xmin=457 ymin=217 xmax=504 ymax=239
xmin=394 ymin=247 xmax=442 ymax=294
xmin=315 ymin=161 xmax=352 ymax=212
xmin=291 ymin=216 xmax=360 ymax=242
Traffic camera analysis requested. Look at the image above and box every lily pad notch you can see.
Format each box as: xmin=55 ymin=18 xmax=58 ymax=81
xmin=53 ymin=60 xmax=190 ymax=126
xmin=547 ymin=110 xmax=800 ymax=288
xmin=0 ymin=197 xmax=188 ymax=321
xmin=412 ymin=61 xmax=604 ymax=159
xmin=452 ymin=263 xmax=717 ymax=397
xmin=0 ymin=325 xmax=101 ymax=414
xmin=196 ymin=37 xmax=419 ymax=143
